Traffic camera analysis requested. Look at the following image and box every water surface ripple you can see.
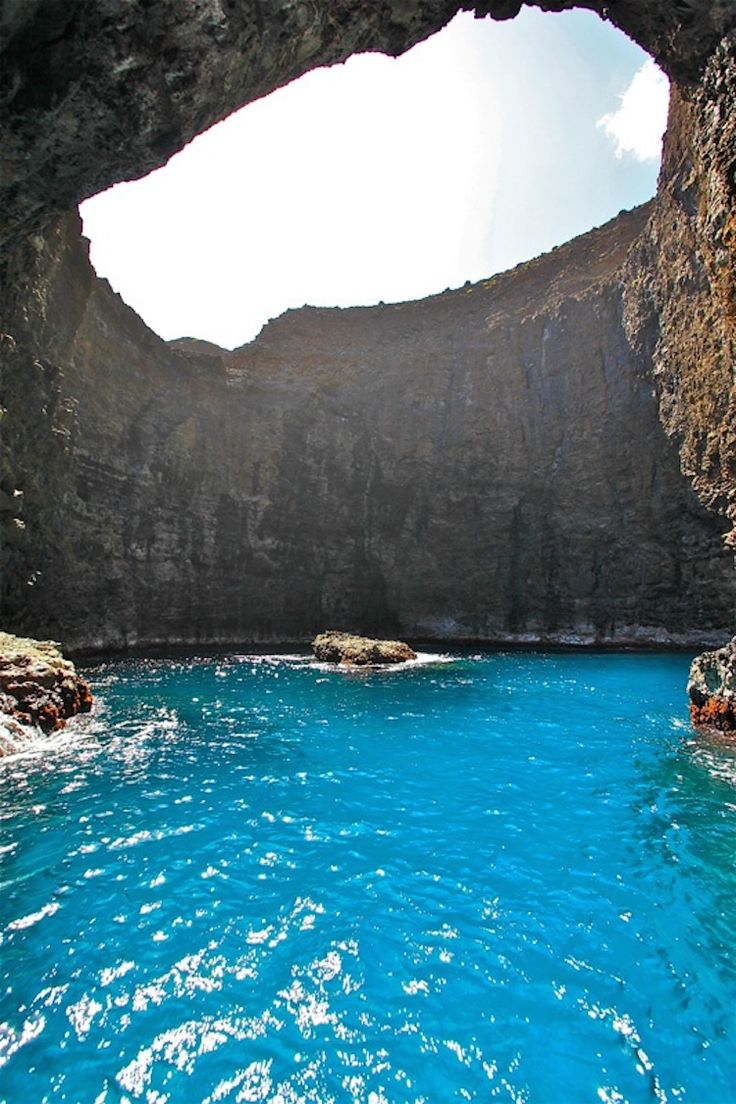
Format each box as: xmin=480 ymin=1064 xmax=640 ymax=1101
xmin=0 ymin=651 xmax=734 ymax=1103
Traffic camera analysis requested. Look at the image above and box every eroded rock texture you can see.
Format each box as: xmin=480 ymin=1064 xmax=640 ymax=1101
xmin=0 ymin=0 xmax=734 ymax=650
xmin=1 ymin=1 xmax=734 ymax=252
xmin=623 ymin=41 xmax=736 ymax=545
xmin=0 ymin=632 xmax=92 ymax=749
xmin=1 ymin=206 xmax=733 ymax=649
xmin=688 ymin=636 xmax=736 ymax=730
xmin=312 ymin=633 xmax=417 ymax=666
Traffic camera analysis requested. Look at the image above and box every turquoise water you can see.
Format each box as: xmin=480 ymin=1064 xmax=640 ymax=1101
xmin=0 ymin=651 xmax=734 ymax=1104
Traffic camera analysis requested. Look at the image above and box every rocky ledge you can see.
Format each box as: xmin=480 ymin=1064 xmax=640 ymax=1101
xmin=312 ymin=632 xmax=416 ymax=666
xmin=687 ymin=637 xmax=736 ymax=731
xmin=0 ymin=633 xmax=93 ymax=753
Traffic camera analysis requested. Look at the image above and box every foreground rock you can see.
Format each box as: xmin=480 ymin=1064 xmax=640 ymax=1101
xmin=0 ymin=633 xmax=92 ymax=750
xmin=688 ymin=637 xmax=736 ymax=731
xmin=313 ymin=632 xmax=416 ymax=666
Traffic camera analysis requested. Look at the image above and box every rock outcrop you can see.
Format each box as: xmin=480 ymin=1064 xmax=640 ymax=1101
xmin=313 ymin=632 xmax=416 ymax=665
xmin=0 ymin=632 xmax=92 ymax=750
xmin=622 ymin=40 xmax=736 ymax=547
xmin=688 ymin=637 xmax=736 ymax=731
xmin=0 ymin=1 xmax=734 ymax=652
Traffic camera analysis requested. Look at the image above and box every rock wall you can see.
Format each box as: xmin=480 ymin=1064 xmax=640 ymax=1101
xmin=623 ymin=41 xmax=736 ymax=543
xmin=1 ymin=205 xmax=733 ymax=649
xmin=0 ymin=1 xmax=734 ymax=650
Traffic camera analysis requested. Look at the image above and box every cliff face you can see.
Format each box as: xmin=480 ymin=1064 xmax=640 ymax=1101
xmin=1 ymin=206 xmax=732 ymax=649
xmin=0 ymin=1 xmax=734 ymax=650
xmin=623 ymin=42 xmax=736 ymax=543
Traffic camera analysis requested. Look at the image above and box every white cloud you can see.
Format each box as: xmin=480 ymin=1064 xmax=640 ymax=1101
xmin=597 ymin=58 xmax=669 ymax=161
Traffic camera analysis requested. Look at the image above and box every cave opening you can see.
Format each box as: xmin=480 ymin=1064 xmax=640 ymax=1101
xmin=79 ymin=8 xmax=668 ymax=351
xmin=1 ymin=9 xmax=736 ymax=1097
xmin=1 ymin=0 xmax=733 ymax=652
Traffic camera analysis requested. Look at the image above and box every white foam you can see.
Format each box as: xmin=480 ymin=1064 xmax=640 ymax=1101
xmin=0 ymin=1014 xmax=46 ymax=1069
xmin=6 ymin=901 xmax=60 ymax=932
xmin=228 ymin=650 xmax=455 ymax=674
xmin=310 ymin=650 xmax=454 ymax=675
xmin=0 ymin=712 xmax=97 ymax=763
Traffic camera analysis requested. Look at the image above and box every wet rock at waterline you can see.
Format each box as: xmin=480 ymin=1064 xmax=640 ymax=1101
xmin=0 ymin=633 xmax=92 ymax=752
xmin=688 ymin=637 xmax=736 ymax=731
xmin=313 ymin=632 xmax=417 ymax=666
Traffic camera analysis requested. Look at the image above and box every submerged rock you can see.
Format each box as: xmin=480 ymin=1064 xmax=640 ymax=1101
xmin=0 ymin=632 xmax=92 ymax=750
xmin=687 ymin=637 xmax=736 ymax=731
xmin=312 ymin=631 xmax=416 ymax=666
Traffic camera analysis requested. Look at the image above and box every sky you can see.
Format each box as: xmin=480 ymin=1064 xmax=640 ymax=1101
xmin=79 ymin=8 xmax=669 ymax=350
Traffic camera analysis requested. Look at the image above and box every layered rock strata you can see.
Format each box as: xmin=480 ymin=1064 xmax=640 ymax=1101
xmin=0 ymin=632 xmax=92 ymax=753
xmin=0 ymin=1 xmax=734 ymax=652
xmin=0 ymin=205 xmax=733 ymax=650
xmin=313 ymin=632 xmax=417 ymax=666
xmin=688 ymin=636 xmax=736 ymax=730
xmin=622 ymin=41 xmax=736 ymax=546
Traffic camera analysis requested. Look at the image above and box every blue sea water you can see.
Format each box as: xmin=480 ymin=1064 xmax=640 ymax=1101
xmin=0 ymin=650 xmax=734 ymax=1104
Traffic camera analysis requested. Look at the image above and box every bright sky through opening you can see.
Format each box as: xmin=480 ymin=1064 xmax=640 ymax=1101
xmin=80 ymin=9 xmax=669 ymax=350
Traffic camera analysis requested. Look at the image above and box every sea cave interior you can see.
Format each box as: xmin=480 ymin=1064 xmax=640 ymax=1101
xmin=0 ymin=1 xmax=734 ymax=1100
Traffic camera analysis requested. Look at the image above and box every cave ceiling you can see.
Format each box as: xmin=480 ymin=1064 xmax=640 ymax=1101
xmin=1 ymin=0 xmax=734 ymax=254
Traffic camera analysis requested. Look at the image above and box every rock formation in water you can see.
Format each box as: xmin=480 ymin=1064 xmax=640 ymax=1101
xmin=313 ymin=632 xmax=417 ymax=666
xmin=688 ymin=636 xmax=736 ymax=731
xmin=0 ymin=633 xmax=92 ymax=753
xmin=0 ymin=1 xmax=734 ymax=652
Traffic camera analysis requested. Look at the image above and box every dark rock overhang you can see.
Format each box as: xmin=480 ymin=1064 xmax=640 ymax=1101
xmin=1 ymin=1 xmax=734 ymax=254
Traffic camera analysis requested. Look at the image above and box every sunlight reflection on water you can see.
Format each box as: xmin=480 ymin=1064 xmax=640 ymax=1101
xmin=0 ymin=651 xmax=734 ymax=1103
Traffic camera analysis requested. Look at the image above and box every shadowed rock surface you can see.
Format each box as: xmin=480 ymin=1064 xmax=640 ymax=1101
xmin=0 ymin=632 xmax=92 ymax=749
xmin=0 ymin=1 xmax=733 ymax=653
xmin=688 ymin=636 xmax=736 ymax=730
xmin=0 ymin=204 xmax=733 ymax=650
xmin=1 ymin=2 xmax=734 ymax=253
xmin=313 ymin=632 xmax=417 ymax=665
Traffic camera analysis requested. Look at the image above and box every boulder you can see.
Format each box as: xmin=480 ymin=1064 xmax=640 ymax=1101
xmin=312 ymin=631 xmax=416 ymax=666
xmin=687 ymin=636 xmax=736 ymax=731
xmin=0 ymin=632 xmax=92 ymax=746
